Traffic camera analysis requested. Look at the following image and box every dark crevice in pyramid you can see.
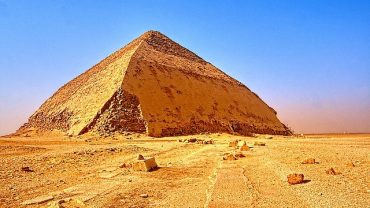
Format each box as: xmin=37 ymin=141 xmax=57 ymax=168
xmin=80 ymin=88 xmax=146 ymax=135
xmin=16 ymin=30 xmax=291 ymax=137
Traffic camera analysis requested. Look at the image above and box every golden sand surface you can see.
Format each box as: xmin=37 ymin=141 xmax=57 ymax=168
xmin=0 ymin=133 xmax=369 ymax=207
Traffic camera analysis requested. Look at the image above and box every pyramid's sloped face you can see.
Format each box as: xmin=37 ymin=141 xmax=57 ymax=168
xmin=122 ymin=36 xmax=290 ymax=137
xmin=17 ymin=31 xmax=290 ymax=137
xmin=18 ymin=40 xmax=141 ymax=135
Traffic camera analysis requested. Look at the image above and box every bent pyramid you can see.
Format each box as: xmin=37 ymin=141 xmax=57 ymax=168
xmin=17 ymin=31 xmax=291 ymax=137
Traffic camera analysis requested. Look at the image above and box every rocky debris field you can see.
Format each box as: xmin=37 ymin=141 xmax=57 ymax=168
xmin=0 ymin=133 xmax=369 ymax=207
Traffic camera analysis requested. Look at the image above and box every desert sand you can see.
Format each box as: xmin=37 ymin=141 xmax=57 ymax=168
xmin=0 ymin=133 xmax=369 ymax=207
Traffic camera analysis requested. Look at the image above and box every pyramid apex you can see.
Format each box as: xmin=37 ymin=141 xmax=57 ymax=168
xmin=142 ymin=30 xmax=163 ymax=35
xmin=139 ymin=30 xmax=167 ymax=40
xmin=135 ymin=30 xmax=206 ymax=63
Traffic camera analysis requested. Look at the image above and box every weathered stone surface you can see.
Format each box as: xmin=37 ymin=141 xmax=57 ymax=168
xmin=287 ymin=174 xmax=304 ymax=185
xmin=80 ymin=88 xmax=147 ymax=135
xmin=132 ymin=157 xmax=158 ymax=172
xmin=21 ymin=195 xmax=54 ymax=205
xmin=63 ymin=186 xmax=84 ymax=195
xmin=17 ymin=31 xmax=291 ymax=137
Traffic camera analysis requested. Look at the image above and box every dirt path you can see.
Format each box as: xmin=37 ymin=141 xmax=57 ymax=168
xmin=0 ymin=134 xmax=369 ymax=207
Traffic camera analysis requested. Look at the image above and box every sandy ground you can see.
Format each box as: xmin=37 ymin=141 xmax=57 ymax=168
xmin=0 ymin=133 xmax=369 ymax=208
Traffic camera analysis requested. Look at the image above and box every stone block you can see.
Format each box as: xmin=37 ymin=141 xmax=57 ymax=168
xmin=302 ymin=158 xmax=316 ymax=164
xmin=237 ymin=141 xmax=246 ymax=147
xmin=254 ymin=141 xmax=266 ymax=146
xmin=132 ymin=157 xmax=158 ymax=172
xmin=229 ymin=141 xmax=237 ymax=148
xmin=223 ymin=153 xmax=236 ymax=161
xmin=239 ymin=144 xmax=250 ymax=151
xmin=326 ymin=168 xmax=341 ymax=175
xmin=287 ymin=173 xmax=304 ymax=185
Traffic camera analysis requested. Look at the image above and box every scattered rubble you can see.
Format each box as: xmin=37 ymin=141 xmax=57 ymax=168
xmin=21 ymin=166 xmax=34 ymax=172
xmin=72 ymin=147 xmax=123 ymax=156
xmin=47 ymin=198 xmax=86 ymax=208
xmin=254 ymin=142 xmax=266 ymax=146
xmin=137 ymin=154 xmax=145 ymax=160
xmin=229 ymin=140 xmax=251 ymax=151
xmin=287 ymin=173 xmax=305 ymax=185
xmin=223 ymin=152 xmax=245 ymax=160
xmin=234 ymin=152 xmax=245 ymax=158
xmin=223 ymin=153 xmax=237 ymax=161
xmin=302 ymin=158 xmax=317 ymax=164
xmin=188 ymin=138 xmax=197 ymax=143
xmin=140 ymin=194 xmax=149 ymax=198
xmin=265 ymin=136 xmax=273 ymax=139
xmin=200 ymin=139 xmax=213 ymax=144
xmin=239 ymin=144 xmax=250 ymax=151
xmin=180 ymin=138 xmax=214 ymax=144
xmin=119 ymin=163 xmax=132 ymax=168
xmin=346 ymin=162 xmax=355 ymax=167
xmin=2 ymin=133 xmax=368 ymax=207
xmin=326 ymin=168 xmax=341 ymax=175
xmin=229 ymin=140 xmax=238 ymax=148
xmin=106 ymin=147 xmax=123 ymax=153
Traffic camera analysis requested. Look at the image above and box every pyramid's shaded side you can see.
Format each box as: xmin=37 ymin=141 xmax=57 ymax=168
xmin=17 ymin=31 xmax=291 ymax=137
xmin=17 ymin=36 xmax=143 ymax=136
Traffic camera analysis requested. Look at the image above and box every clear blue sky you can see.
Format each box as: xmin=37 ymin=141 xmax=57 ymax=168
xmin=0 ymin=0 xmax=369 ymax=135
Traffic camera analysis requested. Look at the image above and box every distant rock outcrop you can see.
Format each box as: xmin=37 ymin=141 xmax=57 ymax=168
xmin=17 ymin=31 xmax=291 ymax=137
